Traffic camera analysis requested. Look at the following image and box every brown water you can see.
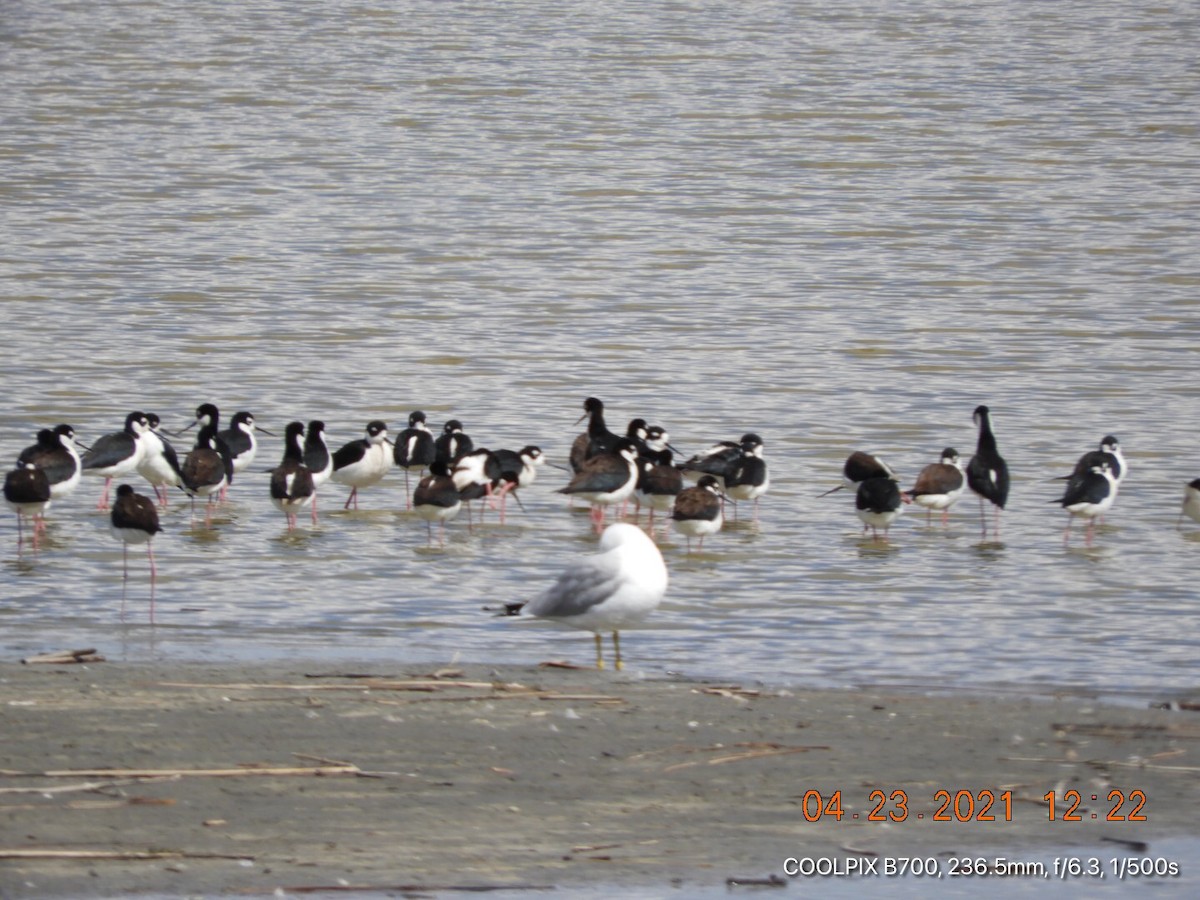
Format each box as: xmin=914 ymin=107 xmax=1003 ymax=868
xmin=2 ymin=0 xmax=1198 ymax=701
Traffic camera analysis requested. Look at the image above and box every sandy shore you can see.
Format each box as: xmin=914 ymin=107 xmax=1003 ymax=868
xmin=1 ymin=659 xmax=1197 ymax=897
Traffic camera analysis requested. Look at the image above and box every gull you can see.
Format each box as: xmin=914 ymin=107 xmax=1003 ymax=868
xmin=501 ymin=523 xmax=668 ymax=670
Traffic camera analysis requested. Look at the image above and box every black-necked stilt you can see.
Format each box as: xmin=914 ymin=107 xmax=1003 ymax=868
xmin=5 ymin=463 xmax=52 ymax=550
xmin=725 ymin=433 xmax=770 ymax=522
xmin=1061 ymin=436 xmax=1127 ymax=520
xmin=818 ymin=450 xmax=897 ymax=497
xmin=17 ymin=424 xmax=83 ymax=502
xmin=180 ymin=405 xmax=234 ymax=526
xmin=966 ymin=405 xmax=1010 ymax=539
xmin=494 ymin=445 xmax=545 ymax=489
xmin=909 ymin=447 xmax=965 ymax=526
xmin=492 ymin=445 xmax=545 ymax=523
xmin=81 ymin=411 xmax=151 ymax=509
xmin=671 ymin=474 xmax=725 ymax=552
xmin=450 ymin=447 xmax=502 ymax=528
xmin=636 ymin=446 xmax=682 ymax=540
xmin=434 ymin=419 xmax=473 ymax=468
xmin=569 ymin=397 xmax=618 ymax=473
xmin=394 ymin=410 xmax=437 ymax=508
xmin=506 ymin=522 xmax=668 ymax=671
xmin=1053 ymin=461 xmax=1117 ymax=547
xmin=331 ymin=420 xmax=392 ymax=510
xmin=1062 ymin=436 xmax=1127 ymax=483
xmin=640 ymin=425 xmax=674 ymax=466
xmin=303 ymin=419 xmax=332 ymax=524
xmin=1178 ymin=479 xmax=1200 ymax=529
xmin=625 ymin=418 xmax=650 ymax=456
xmin=218 ymin=411 xmax=271 ymax=499
xmin=679 ymin=437 xmax=741 ymax=488
xmin=270 ymin=422 xmax=315 ymax=531
xmin=856 ymin=475 xmax=904 ymax=541
xmin=558 ymin=437 xmax=640 ymax=533
xmin=1093 ymin=435 xmax=1127 ymax=485
xmin=110 ymin=483 xmax=162 ymax=621
xmin=137 ymin=413 xmax=184 ymax=508
xmin=413 ymin=460 xmax=462 ymax=547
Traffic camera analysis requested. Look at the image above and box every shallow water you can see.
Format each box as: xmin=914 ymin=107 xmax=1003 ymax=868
xmin=2 ymin=0 xmax=1199 ymax=704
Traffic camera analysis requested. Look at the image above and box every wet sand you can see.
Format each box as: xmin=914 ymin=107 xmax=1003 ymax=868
xmin=1 ymin=659 xmax=1197 ymax=897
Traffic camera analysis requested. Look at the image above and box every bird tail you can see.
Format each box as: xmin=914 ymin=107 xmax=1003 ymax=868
xmin=482 ymin=601 xmax=526 ymax=617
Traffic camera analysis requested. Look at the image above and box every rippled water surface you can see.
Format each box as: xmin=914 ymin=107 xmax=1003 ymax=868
xmin=2 ymin=0 xmax=1198 ymax=701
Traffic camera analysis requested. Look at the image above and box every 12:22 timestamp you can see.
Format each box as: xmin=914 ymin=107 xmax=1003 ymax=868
xmin=1044 ymin=789 xmax=1147 ymax=822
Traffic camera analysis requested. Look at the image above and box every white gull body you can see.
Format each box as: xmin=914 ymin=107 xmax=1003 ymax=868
xmin=526 ymin=522 xmax=668 ymax=669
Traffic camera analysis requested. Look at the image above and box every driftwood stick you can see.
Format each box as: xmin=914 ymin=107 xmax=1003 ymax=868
xmin=3 ymin=764 xmax=360 ymax=780
xmin=664 ymin=745 xmax=830 ymax=773
xmin=0 ymin=777 xmax=166 ymax=795
xmin=156 ymin=680 xmax=531 ymax=693
xmin=0 ymin=848 xmax=253 ymax=861
xmin=1001 ymin=755 xmax=1200 ymax=773
xmin=20 ymin=648 xmax=106 ymax=665
xmin=164 ymin=682 xmax=624 ymax=706
xmin=291 ymin=753 xmax=354 ymax=767
xmin=393 ymin=691 xmax=625 ymax=705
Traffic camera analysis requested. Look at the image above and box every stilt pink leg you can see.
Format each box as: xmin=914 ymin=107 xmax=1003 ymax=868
xmin=97 ymin=477 xmax=113 ymax=510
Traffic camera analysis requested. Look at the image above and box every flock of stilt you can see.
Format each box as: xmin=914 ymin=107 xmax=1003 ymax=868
xmin=5 ymin=397 xmax=1199 ymax=665
xmin=0 ymin=397 xmax=767 ymax=578
xmin=6 ymin=396 xmax=1199 ymax=567
xmin=823 ymin=405 xmax=1156 ymax=547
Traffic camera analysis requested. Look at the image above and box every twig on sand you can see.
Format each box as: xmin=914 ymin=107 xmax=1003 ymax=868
xmin=0 ymin=777 xmax=173 ymax=795
xmin=1 ymin=764 xmax=361 ymax=779
xmin=697 ymin=686 xmax=764 ymax=700
xmin=663 ymin=742 xmax=831 ymax=773
xmin=157 ymin=679 xmax=530 ymax=693
xmin=291 ymin=752 xmax=354 ymax=767
xmin=153 ymin=679 xmax=626 ymax=706
xmin=1001 ymin=755 xmax=1200 ymax=774
xmin=20 ymin=648 xmax=105 ymax=665
xmin=0 ymin=848 xmax=253 ymax=861
xmin=1052 ymin=722 xmax=1200 ymax=740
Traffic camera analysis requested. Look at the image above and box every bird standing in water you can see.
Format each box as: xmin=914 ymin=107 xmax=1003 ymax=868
xmin=413 ymin=460 xmax=461 ymax=547
xmin=671 ymin=474 xmax=726 ymax=553
xmin=331 ymin=420 xmax=392 ymax=510
xmin=909 ymin=448 xmax=965 ymax=526
xmin=17 ymin=424 xmax=84 ymax=504
xmin=269 ymin=422 xmax=315 ymax=531
xmin=110 ymin=483 xmax=162 ymax=622
xmin=81 ymin=411 xmax=151 ymax=510
xmin=966 ymin=405 xmax=1009 ymax=539
xmin=394 ymin=411 xmax=437 ymax=509
xmin=724 ymin=433 xmax=770 ymax=522
xmin=303 ymin=420 xmax=333 ymax=524
xmin=502 ymin=522 xmax=668 ymax=671
xmin=4 ymin=463 xmax=52 ymax=551
xmin=1053 ymin=461 xmax=1117 ymax=547
xmin=855 ymin=475 xmax=905 ymax=541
